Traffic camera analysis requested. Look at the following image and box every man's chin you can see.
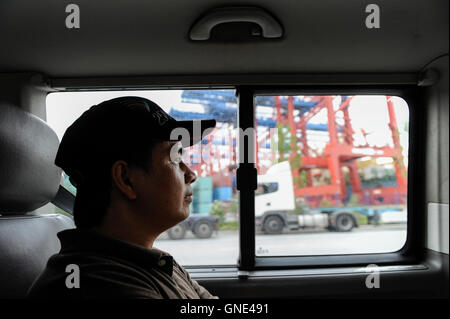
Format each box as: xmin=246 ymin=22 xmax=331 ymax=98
xmin=163 ymin=206 xmax=190 ymax=229
xmin=181 ymin=208 xmax=190 ymax=220
xmin=174 ymin=208 xmax=190 ymax=223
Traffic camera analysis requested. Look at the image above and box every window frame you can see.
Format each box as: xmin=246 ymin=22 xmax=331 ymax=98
xmin=236 ymin=85 xmax=423 ymax=271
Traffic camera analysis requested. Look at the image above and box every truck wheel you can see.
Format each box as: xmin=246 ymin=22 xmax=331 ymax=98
xmin=168 ymin=224 xmax=186 ymax=240
xmin=263 ymin=215 xmax=284 ymax=234
xmin=194 ymin=222 xmax=213 ymax=239
xmin=335 ymin=214 xmax=354 ymax=232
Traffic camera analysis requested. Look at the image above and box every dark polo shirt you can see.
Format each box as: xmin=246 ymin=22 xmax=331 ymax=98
xmin=27 ymin=229 xmax=218 ymax=299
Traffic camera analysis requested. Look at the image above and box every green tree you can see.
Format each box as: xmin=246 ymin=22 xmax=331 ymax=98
xmin=347 ymin=194 xmax=360 ymax=206
xmin=275 ymin=123 xmax=304 ymax=189
xmin=210 ymin=200 xmax=225 ymax=223
xmin=230 ymin=193 xmax=238 ymax=214
xmin=319 ymin=197 xmax=335 ymax=208
xmin=276 ymin=123 xmax=291 ymax=161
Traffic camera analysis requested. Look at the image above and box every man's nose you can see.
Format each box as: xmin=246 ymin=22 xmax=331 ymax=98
xmin=184 ymin=164 xmax=197 ymax=184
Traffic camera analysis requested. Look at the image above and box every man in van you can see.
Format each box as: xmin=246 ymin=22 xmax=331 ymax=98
xmin=28 ymin=96 xmax=218 ymax=299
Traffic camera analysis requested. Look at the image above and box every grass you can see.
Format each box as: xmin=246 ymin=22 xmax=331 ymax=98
xmin=218 ymin=221 xmax=239 ymax=231
xmin=352 ymin=211 xmax=369 ymax=225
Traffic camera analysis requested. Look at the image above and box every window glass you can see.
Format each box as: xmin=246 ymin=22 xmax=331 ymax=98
xmin=256 ymin=183 xmax=279 ymax=196
xmin=254 ymin=95 xmax=408 ymax=256
xmin=35 ymin=202 xmax=74 ymax=218
xmin=46 ymin=90 xmax=238 ymax=266
xmin=35 ymin=173 xmax=75 ymax=217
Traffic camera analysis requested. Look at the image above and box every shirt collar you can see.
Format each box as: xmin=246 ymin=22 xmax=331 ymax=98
xmin=57 ymin=228 xmax=174 ymax=276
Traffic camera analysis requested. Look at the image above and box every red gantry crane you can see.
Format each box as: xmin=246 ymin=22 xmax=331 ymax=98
xmin=273 ymin=95 xmax=408 ymax=208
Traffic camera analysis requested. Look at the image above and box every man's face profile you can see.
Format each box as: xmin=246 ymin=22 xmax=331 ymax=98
xmin=130 ymin=141 xmax=196 ymax=231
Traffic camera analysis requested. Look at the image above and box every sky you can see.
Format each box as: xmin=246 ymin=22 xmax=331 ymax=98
xmin=296 ymin=95 xmax=409 ymax=156
xmin=47 ymin=90 xmax=183 ymax=140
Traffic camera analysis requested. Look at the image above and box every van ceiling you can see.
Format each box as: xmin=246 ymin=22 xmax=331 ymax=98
xmin=0 ymin=0 xmax=448 ymax=78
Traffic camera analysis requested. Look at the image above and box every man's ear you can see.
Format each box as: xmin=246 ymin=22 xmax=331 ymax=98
xmin=111 ymin=160 xmax=137 ymax=200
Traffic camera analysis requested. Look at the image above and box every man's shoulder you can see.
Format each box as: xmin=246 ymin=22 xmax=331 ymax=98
xmin=27 ymin=251 xmax=163 ymax=299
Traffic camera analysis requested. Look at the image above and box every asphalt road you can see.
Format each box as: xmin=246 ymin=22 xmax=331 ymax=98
xmin=154 ymin=225 xmax=407 ymax=266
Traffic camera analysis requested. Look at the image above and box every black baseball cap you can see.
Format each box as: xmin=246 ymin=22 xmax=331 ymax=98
xmin=55 ymin=96 xmax=216 ymax=187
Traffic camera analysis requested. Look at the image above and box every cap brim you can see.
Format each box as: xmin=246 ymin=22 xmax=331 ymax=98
xmin=167 ymin=119 xmax=216 ymax=147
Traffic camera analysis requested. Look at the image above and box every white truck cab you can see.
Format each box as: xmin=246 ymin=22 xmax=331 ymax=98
xmin=255 ymin=161 xmax=298 ymax=233
xmin=255 ymin=161 xmax=360 ymax=233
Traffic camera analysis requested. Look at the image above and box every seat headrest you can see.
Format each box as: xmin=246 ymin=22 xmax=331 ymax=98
xmin=0 ymin=101 xmax=61 ymax=215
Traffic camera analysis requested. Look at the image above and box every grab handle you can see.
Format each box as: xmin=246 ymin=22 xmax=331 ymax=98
xmin=189 ymin=7 xmax=283 ymax=40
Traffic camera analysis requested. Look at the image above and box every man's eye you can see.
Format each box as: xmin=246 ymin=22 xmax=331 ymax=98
xmin=172 ymin=156 xmax=182 ymax=164
xmin=170 ymin=144 xmax=184 ymax=164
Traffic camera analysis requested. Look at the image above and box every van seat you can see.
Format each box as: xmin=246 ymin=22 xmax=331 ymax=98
xmin=0 ymin=101 xmax=75 ymax=298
